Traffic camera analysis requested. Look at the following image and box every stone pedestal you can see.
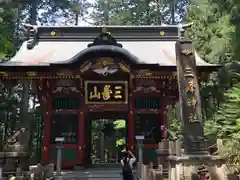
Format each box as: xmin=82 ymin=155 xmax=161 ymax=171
xmin=141 ymin=164 xmax=149 ymax=180
xmin=157 ymin=140 xmax=170 ymax=170
xmin=168 ymin=155 xmax=226 ymax=180
xmin=3 ymin=152 xmax=28 ymax=171
xmin=0 ymin=153 xmax=6 ymax=179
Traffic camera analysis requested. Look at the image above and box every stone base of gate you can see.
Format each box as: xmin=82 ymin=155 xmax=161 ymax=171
xmin=168 ymin=155 xmax=226 ymax=180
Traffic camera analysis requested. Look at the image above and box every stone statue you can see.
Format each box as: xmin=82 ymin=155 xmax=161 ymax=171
xmin=4 ymin=128 xmax=29 ymax=152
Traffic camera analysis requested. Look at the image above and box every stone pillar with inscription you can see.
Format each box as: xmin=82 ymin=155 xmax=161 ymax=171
xmin=168 ymin=28 xmax=224 ymax=180
xmin=176 ymin=40 xmax=207 ymax=156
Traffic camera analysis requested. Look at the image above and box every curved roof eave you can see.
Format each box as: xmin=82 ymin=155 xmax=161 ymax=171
xmin=51 ymin=45 xmax=141 ymax=65
xmin=0 ymin=40 xmax=221 ymax=72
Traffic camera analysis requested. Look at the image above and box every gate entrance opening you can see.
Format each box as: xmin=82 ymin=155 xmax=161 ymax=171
xmin=86 ymin=112 xmax=128 ymax=165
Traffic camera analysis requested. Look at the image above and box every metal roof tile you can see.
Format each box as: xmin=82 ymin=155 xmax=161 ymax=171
xmin=1 ymin=40 xmax=215 ymax=67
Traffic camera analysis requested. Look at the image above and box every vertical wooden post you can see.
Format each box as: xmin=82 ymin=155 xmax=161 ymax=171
xmin=128 ymin=94 xmax=134 ymax=150
xmin=163 ymin=106 xmax=168 ymax=139
xmin=161 ymin=97 xmax=168 ymax=140
xmin=43 ymin=95 xmax=52 ymax=163
xmin=78 ymin=111 xmax=85 ymax=165
xmin=128 ymin=73 xmax=134 ymax=150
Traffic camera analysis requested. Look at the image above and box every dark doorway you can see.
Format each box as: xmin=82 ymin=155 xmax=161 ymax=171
xmin=85 ymin=112 xmax=128 ymax=165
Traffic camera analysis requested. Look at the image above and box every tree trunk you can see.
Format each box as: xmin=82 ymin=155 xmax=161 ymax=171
xmin=171 ymin=0 xmax=175 ymax=24
xmin=19 ymin=80 xmax=30 ymax=151
xmin=18 ymin=0 xmax=37 ymax=151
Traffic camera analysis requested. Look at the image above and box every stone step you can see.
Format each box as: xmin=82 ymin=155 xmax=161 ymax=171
xmin=59 ymin=168 xmax=122 ymax=178
xmin=86 ymin=163 xmax=122 ymax=169
xmin=58 ymin=167 xmax=167 ymax=180
xmin=163 ymin=168 xmax=168 ymax=178
xmin=58 ymin=178 xmax=122 ymax=180
xmin=57 ymin=169 xmax=139 ymax=180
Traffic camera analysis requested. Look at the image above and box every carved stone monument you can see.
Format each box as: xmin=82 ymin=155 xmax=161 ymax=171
xmin=168 ymin=27 xmax=224 ymax=180
xmin=176 ymin=35 xmax=207 ymax=156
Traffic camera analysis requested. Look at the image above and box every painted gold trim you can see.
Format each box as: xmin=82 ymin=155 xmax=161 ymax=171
xmin=1 ymin=76 xmax=80 ymax=79
xmin=84 ymin=80 xmax=128 ymax=105
xmin=26 ymin=71 xmax=37 ymax=76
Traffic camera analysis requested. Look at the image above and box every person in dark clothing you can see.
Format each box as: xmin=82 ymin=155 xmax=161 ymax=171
xmin=121 ymin=148 xmax=136 ymax=180
xmin=118 ymin=145 xmax=124 ymax=162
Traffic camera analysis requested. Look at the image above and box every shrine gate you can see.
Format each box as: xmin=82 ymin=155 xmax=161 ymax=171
xmin=0 ymin=25 xmax=219 ymax=167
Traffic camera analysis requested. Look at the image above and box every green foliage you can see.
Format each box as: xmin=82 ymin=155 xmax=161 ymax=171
xmin=221 ymin=139 xmax=240 ymax=175
xmin=187 ymin=0 xmax=239 ymax=121
xmin=0 ymin=7 xmax=17 ymax=60
xmin=38 ymin=0 xmax=91 ymax=25
xmin=187 ymin=0 xmax=235 ymax=64
xmin=91 ymin=119 xmax=126 ymax=159
xmin=168 ymin=105 xmax=183 ymax=140
xmin=205 ymin=83 xmax=240 ymax=138
xmin=114 ymin=119 xmax=125 ymax=129
xmin=91 ymin=0 xmax=188 ymax=25
xmin=187 ymin=0 xmax=240 ymax=174
xmin=114 ymin=120 xmax=126 ymax=146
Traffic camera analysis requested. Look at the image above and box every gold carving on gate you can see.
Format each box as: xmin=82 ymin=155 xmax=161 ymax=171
xmin=136 ymin=70 xmax=153 ymax=76
xmin=56 ymin=69 xmax=73 ymax=76
xmin=91 ymin=58 xmax=118 ymax=76
xmin=114 ymin=86 xmax=123 ymax=99
xmin=26 ymin=71 xmax=37 ymax=76
xmin=52 ymin=79 xmax=80 ymax=94
xmin=80 ymin=58 xmax=131 ymax=75
xmin=95 ymin=57 xmax=114 ymax=66
xmin=181 ymin=49 xmax=193 ymax=56
xmin=80 ymin=61 xmax=92 ymax=73
xmin=85 ymin=81 xmax=128 ymax=104
xmin=118 ymin=62 xmax=130 ymax=72
xmin=102 ymin=85 xmax=112 ymax=100
xmin=89 ymin=86 xmax=101 ymax=99
xmin=0 ymin=72 xmax=8 ymax=77
xmin=172 ymin=72 xmax=177 ymax=76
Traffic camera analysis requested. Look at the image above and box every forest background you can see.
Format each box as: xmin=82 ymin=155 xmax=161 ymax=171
xmin=1 ymin=0 xmax=240 ymax=174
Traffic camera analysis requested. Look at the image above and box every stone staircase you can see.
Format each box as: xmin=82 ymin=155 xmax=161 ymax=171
xmin=163 ymin=168 xmax=168 ymax=179
xmin=59 ymin=169 xmax=122 ymax=180
xmin=58 ymin=166 xmax=129 ymax=180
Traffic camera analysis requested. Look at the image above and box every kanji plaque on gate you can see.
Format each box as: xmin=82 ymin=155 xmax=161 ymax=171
xmin=85 ymin=81 xmax=128 ymax=104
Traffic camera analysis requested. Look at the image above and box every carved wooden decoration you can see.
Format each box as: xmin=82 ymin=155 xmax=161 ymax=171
xmin=91 ymin=57 xmax=118 ymax=76
xmin=80 ymin=57 xmax=130 ymax=75
xmin=134 ymin=79 xmax=159 ymax=93
xmin=52 ymin=79 xmax=80 ymax=93
xmin=80 ymin=61 xmax=92 ymax=73
xmin=135 ymin=69 xmax=153 ymax=76
xmin=118 ymin=62 xmax=130 ymax=72
xmin=56 ymin=69 xmax=73 ymax=76
xmin=135 ymin=86 xmax=159 ymax=93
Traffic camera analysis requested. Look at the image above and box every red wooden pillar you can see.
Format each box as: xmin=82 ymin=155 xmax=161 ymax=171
xmin=128 ymin=73 xmax=135 ymax=151
xmin=128 ymin=94 xmax=134 ymax=150
xmin=78 ymin=111 xmax=85 ymax=165
xmin=43 ymin=95 xmax=52 ymax=163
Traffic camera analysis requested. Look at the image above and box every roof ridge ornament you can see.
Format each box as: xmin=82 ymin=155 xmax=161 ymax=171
xmin=23 ymin=23 xmax=38 ymax=50
xmin=87 ymin=32 xmax=123 ymax=48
